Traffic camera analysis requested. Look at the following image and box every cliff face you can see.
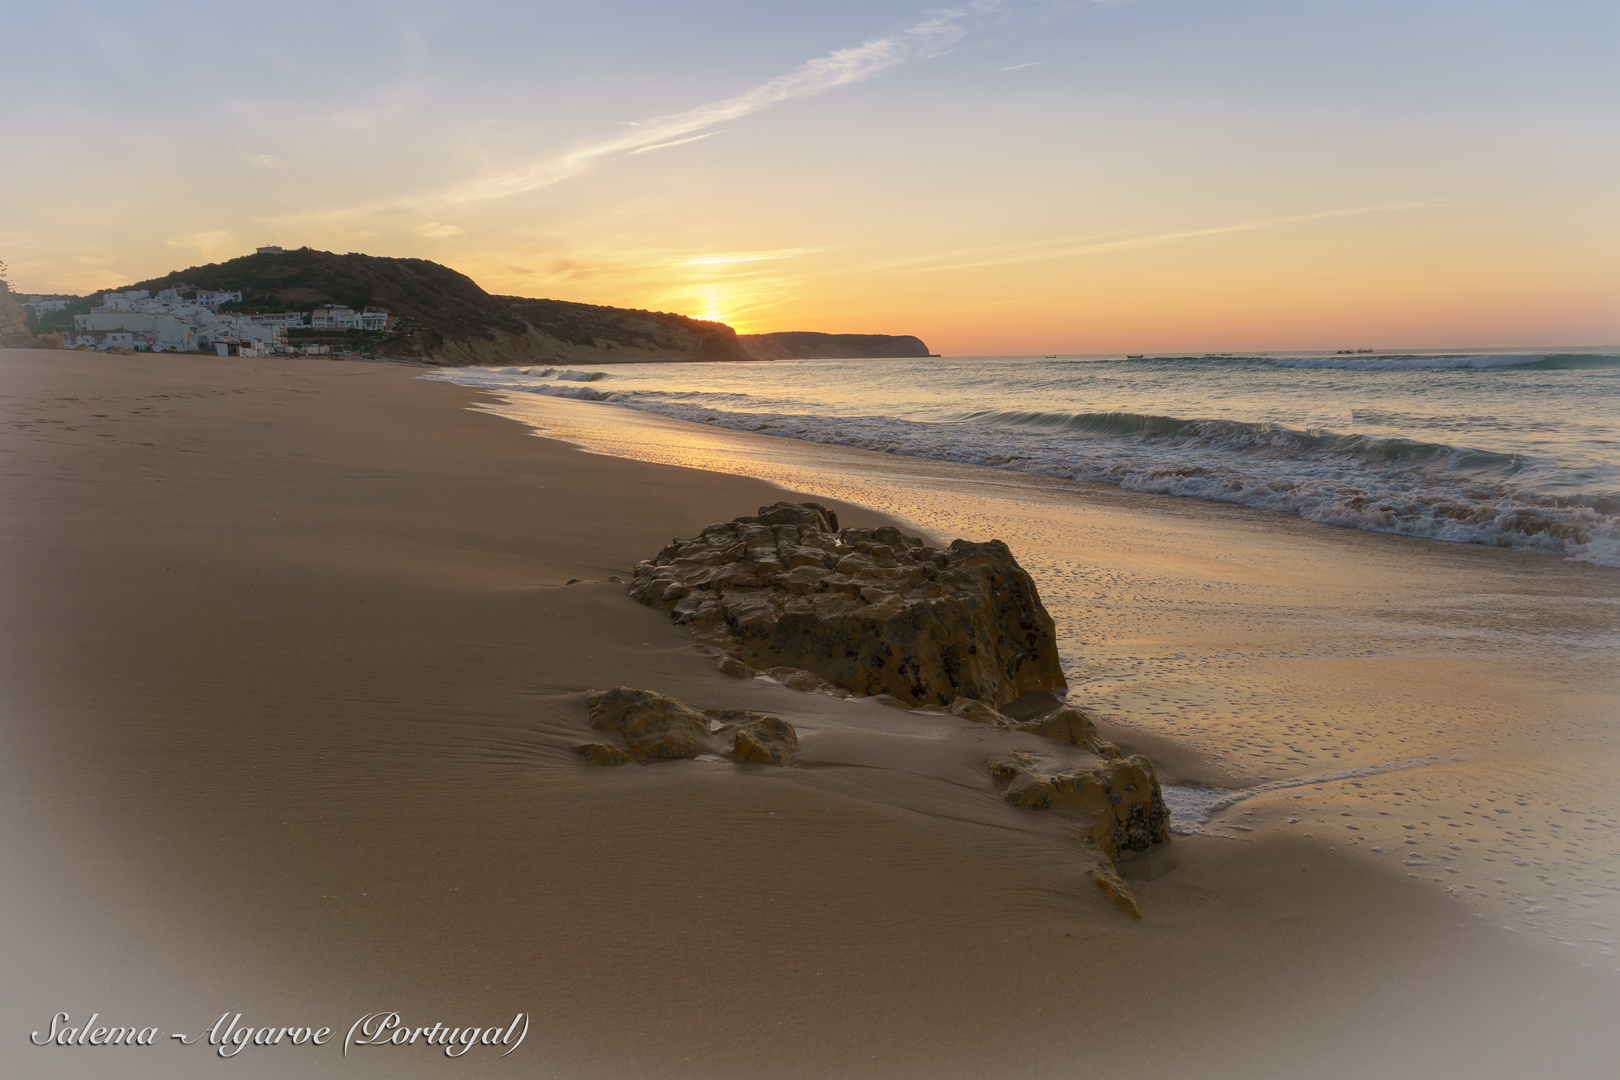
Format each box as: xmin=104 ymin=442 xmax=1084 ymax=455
xmin=0 ymin=289 xmax=38 ymax=348
xmin=738 ymin=331 xmax=932 ymax=360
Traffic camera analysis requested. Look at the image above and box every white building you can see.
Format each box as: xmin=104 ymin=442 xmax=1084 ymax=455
xmin=248 ymin=312 xmax=307 ymax=329
xmin=214 ymin=339 xmax=271 ymax=357
xmin=194 ymin=289 xmax=242 ymax=309
xmin=256 ymin=246 xmax=285 ymax=255
xmin=68 ymin=330 xmax=139 ymax=351
xmin=69 ymin=312 xmax=198 ymax=352
xmin=97 ymin=290 xmax=151 ymax=312
xmin=197 ymin=315 xmax=284 ymax=351
xmin=309 ymin=305 xmax=389 ymax=330
xmin=22 ymin=297 xmax=69 ymax=314
xmin=310 ymin=305 xmax=361 ymax=329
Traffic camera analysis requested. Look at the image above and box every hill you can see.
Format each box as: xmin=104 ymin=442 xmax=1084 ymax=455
xmin=738 ymin=331 xmax=934 ymax=360
xmin=123 ymin=248 xmax=751 ymax=365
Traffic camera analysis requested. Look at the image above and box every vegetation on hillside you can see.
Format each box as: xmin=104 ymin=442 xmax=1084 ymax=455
xmin=114 ymin=248 xmax=749 ymax=364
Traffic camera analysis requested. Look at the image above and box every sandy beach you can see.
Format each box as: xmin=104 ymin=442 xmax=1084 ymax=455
xmin=3 ymin=347 xmax=1619 ymax=1080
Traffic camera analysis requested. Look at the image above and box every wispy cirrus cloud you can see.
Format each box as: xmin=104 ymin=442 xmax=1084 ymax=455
xmin=425 ymin=8 xmax=980 ymax=206
xmin=414 ymin=222 xmax=464 ymax=238
xmin=629 ymin=130 xmax=728 ymax=155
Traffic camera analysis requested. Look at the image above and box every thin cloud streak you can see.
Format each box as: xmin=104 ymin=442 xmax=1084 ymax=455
xmin=428 ymin=9 xmax=975 ymax=206
xmin=629 ymin=130 xmax=726 ymax=155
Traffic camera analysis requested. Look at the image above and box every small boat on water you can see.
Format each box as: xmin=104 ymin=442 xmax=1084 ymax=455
xmin=1125 ymin=353 xmax=1144 ymax=359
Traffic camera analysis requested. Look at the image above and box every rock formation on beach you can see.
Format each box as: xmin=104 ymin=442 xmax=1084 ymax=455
xmin=606 ymin=502 xmax=1170 ymax=915
xmin=628 ymin=502 xmax=1066 ymax=708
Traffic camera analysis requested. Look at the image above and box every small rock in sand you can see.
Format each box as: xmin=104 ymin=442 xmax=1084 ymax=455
xmin=732 ymin=715 xmax=799 ymax=766
xmin=585 ymin=686 xmax=710 ymax=762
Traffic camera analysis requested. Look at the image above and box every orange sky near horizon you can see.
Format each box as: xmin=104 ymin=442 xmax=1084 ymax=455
xmin=4 ymin=1 xmax=1616 ymax=355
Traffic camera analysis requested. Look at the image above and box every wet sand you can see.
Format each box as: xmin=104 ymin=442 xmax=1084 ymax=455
xmin=481 ymin=389 xmax=1620 ymax=964
xmin=2 ymin=348 xmax=1618 ymax=1079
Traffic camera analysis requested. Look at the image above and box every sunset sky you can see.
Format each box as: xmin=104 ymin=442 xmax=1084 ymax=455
xmin=3 ymin=0 xmax=1615 ymax=353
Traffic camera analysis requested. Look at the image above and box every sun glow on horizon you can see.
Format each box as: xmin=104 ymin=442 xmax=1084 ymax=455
xmin=3 ymin=2 xmax=1613 ymax=351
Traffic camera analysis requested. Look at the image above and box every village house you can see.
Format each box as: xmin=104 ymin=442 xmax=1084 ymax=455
xmin=310 ymin=305 xmax=361 ymax=329
xmin=194 ymin=289 xmax=242 ymax=309
xmin=51 ymin=260 xmax=388 ymax=355
xmin=68 ymin=312 xmax=198 ymax=352
xmin=247 ymin=312 xmax=308 ymax=329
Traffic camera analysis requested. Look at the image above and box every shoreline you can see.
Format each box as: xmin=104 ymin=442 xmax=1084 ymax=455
xmin=432 ymin=350 xmax=1620 ymax=567
xmin=3 ymin=348 xmax=1618 ymax=1079
xmin=453 ymin=383 xmax=1620 ymax=961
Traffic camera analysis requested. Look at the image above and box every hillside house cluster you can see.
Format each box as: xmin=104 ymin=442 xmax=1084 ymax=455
xmin=56 ymin=287 xmax=391 ymax=356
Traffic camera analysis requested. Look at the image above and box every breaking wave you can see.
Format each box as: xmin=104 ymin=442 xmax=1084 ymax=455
xmin=424 ymin=354 xmax=1620 ymax=567
xmin=590 ymin=398 xmax=1620 ymax=566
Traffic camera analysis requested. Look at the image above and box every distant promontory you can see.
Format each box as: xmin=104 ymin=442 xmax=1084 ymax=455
xmin=738 ymin=331 xmax=935 ymax=360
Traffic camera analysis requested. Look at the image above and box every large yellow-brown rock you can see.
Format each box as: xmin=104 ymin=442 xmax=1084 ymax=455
xmin=629 ymin=502 xmax=1066 ymax=708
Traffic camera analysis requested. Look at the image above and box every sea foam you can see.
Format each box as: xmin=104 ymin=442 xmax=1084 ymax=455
xmin=425 ymin=351 xmax=1620 ymax=566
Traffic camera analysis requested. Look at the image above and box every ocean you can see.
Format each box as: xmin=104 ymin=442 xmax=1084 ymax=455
xmin=431 ymin=349 xmax=1620 ymax=566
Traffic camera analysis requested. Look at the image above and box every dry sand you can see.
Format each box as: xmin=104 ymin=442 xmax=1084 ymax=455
xmin=2 ymin=348 xmax=1618 ymax=1079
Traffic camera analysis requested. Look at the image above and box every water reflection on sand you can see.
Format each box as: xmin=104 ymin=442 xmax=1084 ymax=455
xmin=473 ymin=391 xmax=1620 ymax=968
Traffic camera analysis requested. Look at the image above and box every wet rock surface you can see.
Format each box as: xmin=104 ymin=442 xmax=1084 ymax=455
xmin=989 ymin=748 xmax=1171 ymax=864
xmin=629 ymin=502 xmax=1066 ymax=709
